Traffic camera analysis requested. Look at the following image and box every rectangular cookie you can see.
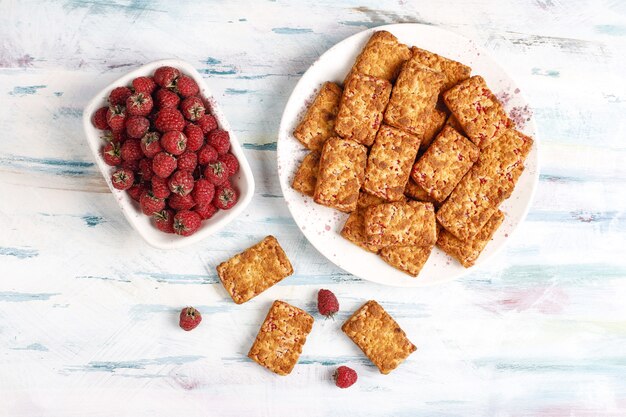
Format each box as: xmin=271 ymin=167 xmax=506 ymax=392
xmin=436 ymin=129 xmax=533 ymax=240
xmin=379 ymin=245 xmax=433 ymax=277
xmin=404 ymin=178 xmax=438 ymax=205
xmin=420 ymin=108 xmax=448 ymax=150
xmin=363 ymin=125 xmax=420 ymax=201
xmin=314 ymin=137 xmax=368 ymax=212
xmin=342 ymin=300 xmax=416 ymax=374
xmin=445 ymin=113 xmax=465 ymax=134
xmin=357 ymin=191 xmax=386 ymax=209
xmin=411 ymin=125 xmax=480 ymax=203
xmin=364 ymin=200 xmax=437 ymax=247
xmin=443 ymin=75 xmax=511 ymax=149
xmin=216 ymin=236 xmax=293 ymax=304
xmin=341 ymin=210 xmax=382 ymax=253
xmin=335 ymin=73 xmax=392 ymax=146
xmin=410 ymin=46 xmax=472 ymax=92
xmin=248 ymin=300 xmax=314 ymax=376
xmin=346 ymin=30 xmax=411 ymax=82
xmin=437 ymin=209 xmax=505 ymax=268
xmin=291 ymin=152 xmax=319 ymax=196
xmin=293 ymin=82 xmax=343 ymax=152
xmin=384 ymin=58 xmax=445 ymax=137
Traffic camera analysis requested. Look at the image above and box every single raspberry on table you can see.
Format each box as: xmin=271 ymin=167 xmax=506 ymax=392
xmin=213 ymin=183 xmax=238 ymax=210
xmin=197 ymin=114 xmax=218 ymax=134
xmin=179 ymin=306 xmax=202 ymax=331
xmin=197 ymin=144 xmax=218 ymax=166
xmin=204 ymin=161 xmax=229 ymax=186
xmin=207 ymin=130 xmax=231 ymax=155
xmin=219 ymin=153 xmax=239 ymax=176
xmin=177 ymin=151 xmax=197 ymax=172
xmin=317 ymin=289 xmax=339 ymax=318
xmin=120 ymin=138 xmax=143 ymax=161
xmin=132 ymin=76 xmax=156 ymax=94
xmin=102 ymin=142 xmax=121 ymax=166
xmin=138 ymin=158 xmax=154 ymax=181
xmin=139 ymin=190 xmax=166 ymax=216
xmin=180 ymin=96 xmax=205 ymax=121
xmin=108 ymin=86 xmax=132 ymax=106
xmin=334 ymin=366 xmax=357 ymax=389
xmin=174 ymin=75 xmax=199 ymax=98
xmin=92 ymin=107 xmax=109 ymax=130
xmin=160 ymin=131 xmax=187 ymax=155
xmin=106 ymin=105 xmax=126 ymax=132
xmin=111 ymin=168 xmax=134 ymax=190
xmin=126 ymin=92 xmax=153 ymax=117
xmin=151 ymin=176 xmax=171 ymax=199
xmin=153 ymin=209 xmax=175 ymax=233
xmin=127 ymin=182 xmax=147 ymax=202
xmin=154 ymin=66 xmax=180 ymax=88
xmin=126 ymin=115 xmax=150 ymax=139
xmin=154 ymin=88 xmax=180 ymax=109
xmin=195 ymin=202 xmax=218 ymax=220
xmin=152 ymin=152 xmax=177 ymax=178
xmin=191 ymin=178 xmax=215 ymax=205
xmin=155 ymin=108 xmax=185 ymax=132
xmin=141 ymin=132 xmax=162 ymax=158
xmin=168 ymin=193 xmax=195 ymax=211
xmin=168 ymin=170 xmax=195 ymax=196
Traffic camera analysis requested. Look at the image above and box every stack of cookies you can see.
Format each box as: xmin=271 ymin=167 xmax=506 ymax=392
xmin=291 ymin=30 xmax=533 ymax=276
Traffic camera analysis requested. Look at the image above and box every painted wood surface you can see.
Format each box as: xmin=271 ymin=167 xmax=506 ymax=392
xmin=1 ymin=0 xmax=625 ymax=415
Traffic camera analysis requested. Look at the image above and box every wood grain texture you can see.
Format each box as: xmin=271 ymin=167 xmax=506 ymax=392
xmin=1 ymin=0 xmax=625 ymax=416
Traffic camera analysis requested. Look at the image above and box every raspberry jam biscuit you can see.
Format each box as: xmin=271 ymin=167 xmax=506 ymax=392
xmin=335 ymin=73 xmax=392 ymax=146
xmin=248 ymin=300 xmax=314 ymax=376
xmin=314 ymin=137 xmax=368 ymax=213
xmin=293 ymin=82 xmax=342 ymax=152
xmin=443 ymin=75 xmax=511 ymax=149
xmin=364 ymin=200 xmax=437 ymax=247
xmin=291 ymin=152 xmax=320 ymax=197
xmin=216 ymin=236 xmax=293 ymax=304
xmin=342 ymin=300 xmax=416 ymax=374
xmin=341 ymin=210 xmax=382 ymax=253
xmin=379 ymin=245 xmax=433 ymax=277
xmin=420 ymin=108 xmax=448 ymax=150
xmin=411 ymin=125 xmax=480 ymax=203
xmin=410 ymin=46 xmax=472 ymax=92
xmin=346 ymin=31 xmax=411 ymax=82
xmin=404 ymin=179 xmax=439 ymax=205
xmin=363 ymin=125 xmax=420 ymax=201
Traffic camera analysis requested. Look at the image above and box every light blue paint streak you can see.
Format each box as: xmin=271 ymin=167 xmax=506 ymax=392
xmin=474 ymin=357 xmax=626 ymax=374
xmin=595 ymin=25 xmax=626 ymax=36
xmin=82 ymin=215 xmax=105 ymax=227
xmin=224 ymin=88 xmax=252 ymax=95
xmin=0 ymin=292 xmax=58 ymax=302
xmin=137 ymin=272 xmax=218 ymax=285
xmin=198 ymin=68 xmax=237 ymax=76
xmin=11 ymin=343 xmax=49 ymax=352
xmin=339 ymin=20 xmax=383 ymax=28
xmin=0 ymin=246 xmax=39 ymax=259
xmin=272 ymin=27 xmax=313 ymax=34
xmin=53 ymin=106 xmax=83 ymax=119
xmin=0 ymin=155 xmax=94 ymax=176
xmin=531 ymin=67 xmax=560 ymax=77
xmin=73 ymin=355 xmax=204 ymax=372
xmin=9 ymin=85 xmax=46 ymax=96
xmin=75 ymin=275 xmax=131 ymax=283
xmin=53 ymin=91 xmax=63 ymax=97
xmin=242 ymin=142 xmax=276 ymax=151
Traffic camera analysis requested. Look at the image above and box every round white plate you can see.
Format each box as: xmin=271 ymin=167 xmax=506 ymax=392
xmin=277 ymin=24 xmax=539 ymax=287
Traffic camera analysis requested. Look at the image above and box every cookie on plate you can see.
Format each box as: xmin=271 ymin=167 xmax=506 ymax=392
xmin=364 ymin=200 xmax=437 ymax=247
xmin=291 ymin=152 xmax=320 ymax=196
xmin=248 ymin=300 xmax=314 ymax=376
xmin=345 ymin=31 xmax=411 ymax=82
xmin=379 ymin=244 xmax=433 ymax=277
xmin=217 ymin=236 xmax=293 ymax=304
xmin=410 ymin=46 xmax=472 ymax=92
xmin=341 ymin=210 xmax=382 ymax=253
xmin=293 ymin=82 xmax=342 ymax=152
xmin=420 ymin=108 xmax=448 ymax=150
xmin=404 ymin=178 xmax=439 ymax=205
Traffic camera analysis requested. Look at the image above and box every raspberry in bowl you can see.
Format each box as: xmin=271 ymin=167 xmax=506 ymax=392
xmin=83 ymin=59 xmax=255 ymax=249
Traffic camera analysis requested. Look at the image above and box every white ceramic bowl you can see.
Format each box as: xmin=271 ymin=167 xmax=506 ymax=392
xmin=83 ymin=59 xmax=255 ymax=249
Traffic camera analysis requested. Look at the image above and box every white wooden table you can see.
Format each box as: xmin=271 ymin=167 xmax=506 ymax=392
xmin=1 ymin=1 xmax=625 ymax=415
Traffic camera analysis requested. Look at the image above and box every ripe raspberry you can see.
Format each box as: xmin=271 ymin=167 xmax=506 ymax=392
xmin=153 ymin=66 xmax=180 ymax=88
xmin=204 ymin=161 xmax=229 ymax=185
xmin=140 ymin=190 xmax=166 ymax=216
xmin=127 ymin=182 xmax=147 ymax=202
xmin=126 ymin=92 xmax=153 ymax=117
xmin=219 ymin=153 xmax=239 ymax=176
xmin=132 ymin=76 xmax=156 ymax=94
xmin=191 ymin=178 xmax=215 ymax=205
xmin=173 ymin=210 xmax=202 ymax=236
xmin=168 ymin=170 xmax=195 ymax=196
xmin=334 ymin=366 xmax=357 ymax=389
xmin=109 ymin=86 xmax=132 ymax=106
xmin=213 ymin=183 xmax=238 ymax=210
xmin=177 ymin=151 xmax=197 ymax=172
xmin=195 ymin=202 xmax=218 ymax=220
xmin=138 ymin=158 xmax=154 ymax=181
xmin=153 ymin=209 xmax=175 ymax=233
xmin=155 ymin=108 xmax=185 ymax=132
xmin=168 ymin=193 xmax=195 ymax=210
xmin=317 ymin=289 xmax=339 ymax=318
xmin=197 ymin=144 xmax=218 ymax=165
xmin=180 ymin=96 xmax=205 ymax=121
xmin=92 ymin=107 xmax=109 ymax=130
xmin=102 ymin=142 xmax=121 ymax=166
xmin=174 ymin=75 xmax=199 ymax=97
xmin=141 ymin=132 xmax=162 ymax=158
xmin=120 ymin=138 xmax=143 ymax=161
xmin=121 ymin=159 xmax=140 ymax=172
xmin=151 ymin=176 xmax=171 ymax=199
xmin=160 ymin=131 xmax=187 ymax=155
xmin=152 ymin=152 xmax=177 ymax=178
xmin=197 ymin=114 xmax=218 ymax=134
xmin=107 ymin=130 xmax=127 ymax=144
xmin=106 ymin=105 xmax=126 ymax=132
xmin=111 ymin=168 xmax=134 ymax=190
xmin=125 ymin=115 xmax=150 ymax=139
xmin=207 ymin=130 xmax=230 ymax=155
xmin=179 ymin=306 xmax=202 ymax=331
xmin=183 ymin=124 xmax=204 ymax=152
xmin=155 ymin=88 xmax=180 ymax=109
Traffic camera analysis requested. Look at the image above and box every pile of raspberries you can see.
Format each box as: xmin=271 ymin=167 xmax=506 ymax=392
xmin=92 ymin=66 xmax=240 ymax=237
